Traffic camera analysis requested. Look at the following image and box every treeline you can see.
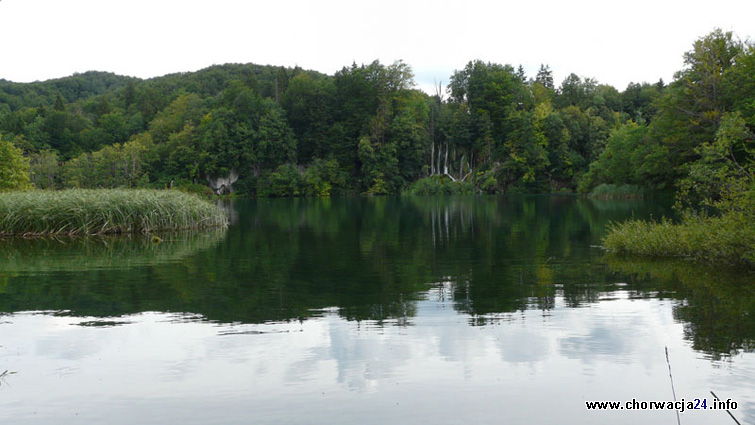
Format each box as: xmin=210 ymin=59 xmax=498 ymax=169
xmin=0 ymin=29 xmax=752 ymax=199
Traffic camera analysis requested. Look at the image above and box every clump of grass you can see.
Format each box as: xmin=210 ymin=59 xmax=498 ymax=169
xmin=588 ymin=184 xmax=645 ymax=200
xmin=603 ymin=211 xmax=754 ymax=267
xmin=0 ymin=189 xmax=228 ymax=236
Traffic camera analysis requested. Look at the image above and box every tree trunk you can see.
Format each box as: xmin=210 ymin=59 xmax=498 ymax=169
xmin=430 ymin=140 xmax=435 ymax=176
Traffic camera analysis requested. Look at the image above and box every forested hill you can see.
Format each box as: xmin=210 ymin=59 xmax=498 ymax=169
xmin=0 ymin=71 xmax=136 ymax=110
xmin=0 ymin=29 xmax=752 ymax=198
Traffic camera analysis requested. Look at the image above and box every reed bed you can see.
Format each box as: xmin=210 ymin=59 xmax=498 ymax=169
xmin=0 ymin=189 xmax=228 ymax=236
xmin=603 ymin=212 xmax=754 ymax=267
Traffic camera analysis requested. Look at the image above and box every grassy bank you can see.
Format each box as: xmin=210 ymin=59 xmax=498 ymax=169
xmin=0 ymin=189 xmax=228 ymax=236
xmin=603 ymin=211 xmax=754 ymax=267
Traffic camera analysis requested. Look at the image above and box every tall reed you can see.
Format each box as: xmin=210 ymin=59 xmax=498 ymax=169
xmin=603 ymin=212 xmax=754 ymax=267
xmin=0 ymin=189 xmax=228 ymax=236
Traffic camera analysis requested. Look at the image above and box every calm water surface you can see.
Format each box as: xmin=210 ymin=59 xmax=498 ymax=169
xmin=0 ymin=196 xmax=753 ymax=424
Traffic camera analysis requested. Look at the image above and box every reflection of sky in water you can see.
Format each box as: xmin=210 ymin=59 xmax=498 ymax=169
xmin=1 ymin=290 xmax=752 ymax=425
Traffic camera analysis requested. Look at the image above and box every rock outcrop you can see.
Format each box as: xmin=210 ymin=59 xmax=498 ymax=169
xmin=207 ymin=170 xmax=239 ymax=195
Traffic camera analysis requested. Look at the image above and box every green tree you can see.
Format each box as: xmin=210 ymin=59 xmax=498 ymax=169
xmin=651 ymin=29 xmax=746 ymax=167
xmin=29 ymin=150 xmax=60 ymax=189
xmin=676 ymin=111 xmax=754 ymax=209
xmin=498 ymin=110 xmax=549 ymax=189
xmin=579 ymin=122 xmax=647 ymax=190
xmin=0 ymin=136 xmax=32 ymax=191
xmin=282 ymin=73 xmax=335 ymax=163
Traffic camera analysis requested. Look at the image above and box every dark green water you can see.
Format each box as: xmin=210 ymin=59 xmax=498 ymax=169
xmin=0 ymin=196 xmax=753 ymax=424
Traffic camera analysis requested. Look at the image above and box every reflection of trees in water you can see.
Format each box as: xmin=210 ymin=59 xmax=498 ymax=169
xmin=218 ymin=199 xmax=240 ymax=226
xmin=0 ymin=196 xmax=750 ymax=358
xmin=604 ymin=258 xmax=754 ymax=359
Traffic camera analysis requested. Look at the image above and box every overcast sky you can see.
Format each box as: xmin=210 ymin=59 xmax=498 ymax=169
xmin=0 ymin=0 xmax=752 ymax=93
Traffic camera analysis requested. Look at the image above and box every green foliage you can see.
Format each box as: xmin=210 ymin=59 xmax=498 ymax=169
xmin=302 ymin=159 xmax=347 ymax=197
xmin=603 ymin=210 xmax=754 ymax=267
xmin=0 ymin=137 xmax=32 ymax=191
xmin=579 ymin=122 xmax=650 ymax=191
xmin=587 ymin=184 xmax=645 ymax=200
xmin=62 ymin=134 xmax=154 ymax=188
xmin=404 ymin=175 xmax=475 ymax=195
xmin=358 ymin=135 xmax=399 ymax=194
xmin=257 ymin=159 xmax=347 ymax=197
xmin=620 ymin=81 xmax=663 ymax=122
xmin=259 ymin=164 xmax=302 ymax=197
xmin=556 ymin=73 xmax=597 ymax=109
xmin=29 ymin=149 xmax=61 ymax=189
xmin=676 ymin=111 xmax=753 ymax=209
xmin=0 ymin=189 xmax=227 ymax=235
xmin=473 ymin=169 xmax=498 ymax=194
xmin=605 ymin=172 xmax=754 ymax=266
xmin=499 ymin=109 xmax=549 ymax=190
xmin=365 ymin=174 xmax=391 ymax=195
xmin=649 ymin=29 xmax=748 ymax=171
xmin=0 ymin=71 xmax=134 ymax=110
xmin=282 ymin=73 xmax=335 ymax=163
xmin=148 ymin=93 xmax=206 ymax=143
xmin=173 ymin=181 xmax=216 ymax=197
xmin=602 ymin=109 xmax=753 ymax=267
xmin=0 ymin=29 xmax=750 ymax=200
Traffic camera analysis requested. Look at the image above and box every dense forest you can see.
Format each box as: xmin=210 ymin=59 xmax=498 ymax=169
xmin=0 ymin=29 xmax=752 ymax=201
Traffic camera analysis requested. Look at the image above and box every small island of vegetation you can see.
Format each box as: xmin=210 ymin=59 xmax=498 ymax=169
xmin=604 ymin=195 xmax=753 ymax=267
xmin=0 ymin=189 xmax=227 ymax=236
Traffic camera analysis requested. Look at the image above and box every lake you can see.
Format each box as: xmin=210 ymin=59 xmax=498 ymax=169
xmin=0 ymin=196 xmax=753 ymax=424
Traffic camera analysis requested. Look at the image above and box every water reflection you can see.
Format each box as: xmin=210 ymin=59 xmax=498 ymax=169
xmin=605 ymin=258 xmax=755 ymax=359
xmin=1 ymin=295 xmax=752 ymax=425
xmin=0 ymin=196 xmax=753 ymax=424
xmin=0 ymin=196 xmax=751 ymax=359
xmin=0 ymin=229 xmax=226 ymax=274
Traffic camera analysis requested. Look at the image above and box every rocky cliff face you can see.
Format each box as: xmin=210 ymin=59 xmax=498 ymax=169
xmin=207 ymin=170 xmax=239 ymax=195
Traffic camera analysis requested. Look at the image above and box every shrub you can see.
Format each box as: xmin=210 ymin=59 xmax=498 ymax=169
xmin=0 ymin=137 xmax=32 ymax=191
xmin=588 ymin=184 xmax=645 ymax=200
xmin=404 ymin=175 xmax=475 ymax=195
xmin=604 ymin=210 xmax=754 ymax=267
xmin=173 ymin=181 xmax=215 ymax=198
xmin=257 ymin=160 xmax=348 ymax=197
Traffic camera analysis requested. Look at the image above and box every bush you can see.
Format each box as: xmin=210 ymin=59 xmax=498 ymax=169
xmin=604 ymin=182 xmax=754 ymax=268
xmin=0 ymin=189 xmax=227 ymax=236
xmin=588 ymin=184 xmax=645 ymax=200
xmin=473 ymin=170 xmax=498 ymax=194
xmin=404 ymin=175 xmax=475 ymax=195
xmin=62 ymin=136 xmax=154 ymax=188
xmin=258 ymin=164 xmax=302 ymax=197
xmin=302 ymin=159 xmax=347 ymax=197
xmin=173 ymin=181 xmax=215 ymax=198
xmin=0 ymin=137 xmax=32 ymax=191
xmin=604 ymin=211 xmax=754 ymax=267
xmin=29 ymin=150 xmax=61 ymax=190
xmin=257 ymin=160 xmax=348 ymax=197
